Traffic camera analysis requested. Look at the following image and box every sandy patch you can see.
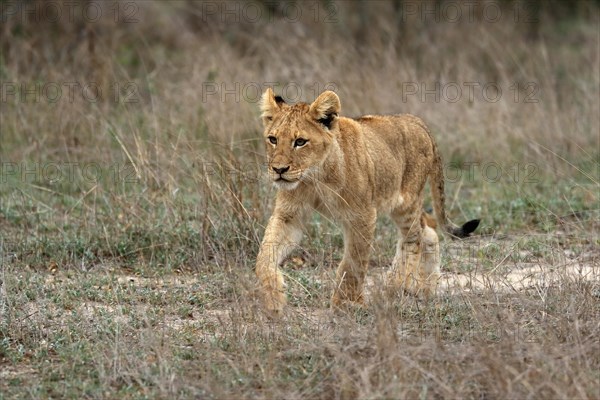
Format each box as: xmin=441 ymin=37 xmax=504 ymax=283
xmin=440 ymin=264 xmax=599 ymax=293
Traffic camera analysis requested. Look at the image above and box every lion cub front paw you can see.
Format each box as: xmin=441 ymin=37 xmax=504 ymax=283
xmin=331 ymin=289 xmax=365 ymax=312
xmin=262 ymin=289 xmax=286 ymax=317
xmin=387 ymin=271 xmax=439 ymax=297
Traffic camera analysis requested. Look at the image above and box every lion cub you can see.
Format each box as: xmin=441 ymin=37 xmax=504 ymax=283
xmin=255 ymin=88 xmax=479 ymax=315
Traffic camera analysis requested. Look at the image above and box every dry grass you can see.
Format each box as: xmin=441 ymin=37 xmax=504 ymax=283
xmin=1 ymin=0 xmax=599 ymax=398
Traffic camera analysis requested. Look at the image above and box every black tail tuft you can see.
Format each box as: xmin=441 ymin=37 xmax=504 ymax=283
xmin=450 ymin=219 xmax=480 ymax=239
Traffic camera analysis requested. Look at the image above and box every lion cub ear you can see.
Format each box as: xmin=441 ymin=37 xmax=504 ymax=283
xmin=309 ymin=90 xmax=340 ymax=130
xmin=260 ymin=88 xmax=286 ymax=126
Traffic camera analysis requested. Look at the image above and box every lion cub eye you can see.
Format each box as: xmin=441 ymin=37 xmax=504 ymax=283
xmin=294 ymin=138 xmax=308 ymax=147
xmin=268 ymin=136 xmax=277 ymax=145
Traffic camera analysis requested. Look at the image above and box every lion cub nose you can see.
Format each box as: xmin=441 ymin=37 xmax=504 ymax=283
xmin=272 ymin=166 xmax=290 ymax=175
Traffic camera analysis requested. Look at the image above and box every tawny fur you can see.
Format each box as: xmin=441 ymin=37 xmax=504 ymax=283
xmin=255 ymin=88 xmax=477 ymax=315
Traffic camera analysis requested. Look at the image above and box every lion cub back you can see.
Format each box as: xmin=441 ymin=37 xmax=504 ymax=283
xmin=334 ymin=114 xmax=437 ymax=212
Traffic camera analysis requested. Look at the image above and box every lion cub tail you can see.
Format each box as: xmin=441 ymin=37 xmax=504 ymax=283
xmin=429 ymin=142 xmax=480 ymax=239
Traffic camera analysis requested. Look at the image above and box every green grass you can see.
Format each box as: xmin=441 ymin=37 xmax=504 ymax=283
xmin=1 ymin=157 xmax=598 ymax=398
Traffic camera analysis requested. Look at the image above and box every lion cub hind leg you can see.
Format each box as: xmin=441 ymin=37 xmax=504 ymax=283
xmin=389 ymin=209 xmax=440 ymax=296
xmin=420 ymin=225 xmax=441 ymax=295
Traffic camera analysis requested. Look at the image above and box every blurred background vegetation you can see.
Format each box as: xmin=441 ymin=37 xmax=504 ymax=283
xmin=0 ymin=0 xmax=598 ymax=269
xmin=2 ymin=0 xmax=598 ymax=158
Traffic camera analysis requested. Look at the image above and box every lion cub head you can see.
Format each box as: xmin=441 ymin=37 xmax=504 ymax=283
xmin=260 ymin=88 xmax=341 ymax=190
